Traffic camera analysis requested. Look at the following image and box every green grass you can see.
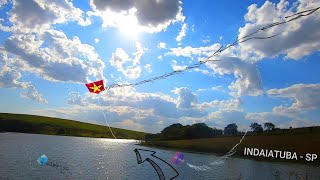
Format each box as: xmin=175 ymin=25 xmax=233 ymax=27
xmin=142 ymin=131 xmax=320 ymax=163
xmin=0 ymin=113 xmax=147 ymax=139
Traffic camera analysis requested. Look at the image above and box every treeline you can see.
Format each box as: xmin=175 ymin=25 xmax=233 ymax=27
xmin=146 ymin=122 xmax=320 ymax=141
xmin=145 ymin=123 xmax=223 ymax=141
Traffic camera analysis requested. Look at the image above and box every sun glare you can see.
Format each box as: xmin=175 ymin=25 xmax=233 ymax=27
xmin=117 ymin=9 xmax=141 ymax=39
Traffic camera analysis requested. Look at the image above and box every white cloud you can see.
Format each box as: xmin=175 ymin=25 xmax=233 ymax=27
xmin=168 ymin=44 xmax=262 ymax=97
xmin=267 ymin=83 xmax=320 ymax=113
xmin=66 ymin=92 xmax=88 ymax=106
xmin=3 ymin=30 xmax=105 ymax=83
xmin=89 ymin=0 xmax=185 ymax=33
xmin=176 ymin=23 xmax=187 ymax=42
xmin=171 ymin=60 xmax=187 ymax=71
xmin=3 ymin=0 xmax=91 ymax=33
xmin=157 ymin=55 xmax=163 ymax=60
xmin=246 ymin=83 xmax=320 ymax=128
xmin=158 ymin=42 xmax=167 ymax=49
xmin=198 ymin=98 xmax=242 ymax=111
xmin=167 ymin=43 xmax=221 ymax=58
xmin=238 ymin=0 xmax=320 ymax=60
xmin=206 ymin=57 xmax=263 ymax=97
xmin=144 ymin=64 xmax=152 ymax=73
xmin=20 ymin=85 xmax=48 ymax=104
xmin=193 ymin=68 xmax=210 ymax=76
xmin=109 ymin=42 xmax=147 ymax=79
xmin=201 ymin=39 xmax=210 ymax=44
xmin=0 ymin=67 xmax=29 ymax=89
xmin=94 ymin=38 xmax=100 ymax=43
xmin=172 ymin=87 xmax=197 ymax=108
xmin=211 ymin=85 xmax=224 ymax=91
xmin=110 ymin=48 xmax=131 ymax=70
xmin=196 ymin=86 xmax=226 ymax=93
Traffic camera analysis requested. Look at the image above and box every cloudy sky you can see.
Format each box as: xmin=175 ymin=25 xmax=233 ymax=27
xmin=0 ymin=0 xmax=319 ymax=133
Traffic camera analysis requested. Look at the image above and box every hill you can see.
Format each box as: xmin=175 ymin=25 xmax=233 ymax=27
xmin=0 ymin=113 xmax=146 ymax=140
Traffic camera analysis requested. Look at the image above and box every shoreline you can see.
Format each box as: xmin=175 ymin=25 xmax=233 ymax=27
xmin=138 ymin=139 xmax=320 ymax=166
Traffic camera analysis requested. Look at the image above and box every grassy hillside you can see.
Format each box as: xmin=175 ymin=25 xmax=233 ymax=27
xmin=142 ymin=131 xmax=320 ymax=163
xmin=0 ymin=113 xmax=147 ymax=140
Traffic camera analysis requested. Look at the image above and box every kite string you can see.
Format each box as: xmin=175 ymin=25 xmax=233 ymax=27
xmin=187 ymin=127 xmax=251 ymax=171
xmin=106 ymin=6 xmax=320 ymax=90
xmin=97 ymin=97 xmax=117 ymax=139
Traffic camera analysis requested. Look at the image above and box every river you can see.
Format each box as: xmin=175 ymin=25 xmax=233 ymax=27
xmin=0 ymin=133 xmax=319 ymax=180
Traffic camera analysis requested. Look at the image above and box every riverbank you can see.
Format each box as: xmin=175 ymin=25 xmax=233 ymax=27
xmin=140 ymin=132 xmax=320 ymax=164
xmin=0 ymin=113 xmax=146 ymax=140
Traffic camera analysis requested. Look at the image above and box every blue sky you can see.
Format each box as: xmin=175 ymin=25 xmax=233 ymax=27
xmin=0 ymin=0 xmax=319 ymax=133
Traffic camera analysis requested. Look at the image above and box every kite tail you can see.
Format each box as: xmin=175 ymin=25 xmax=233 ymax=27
xmin=97 ymin=97 xmax=117 ymax=139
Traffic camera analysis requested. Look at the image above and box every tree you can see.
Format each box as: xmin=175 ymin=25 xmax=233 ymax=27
xmin=264 ymin=122 xmax=275 ymax=131
xmin=224 ymin=123 xmax=238 ymax=136
xmin=160 ymin=123 xmax=184 ymax=140
xmin=250 ymin=123 xmax=263 ymax=133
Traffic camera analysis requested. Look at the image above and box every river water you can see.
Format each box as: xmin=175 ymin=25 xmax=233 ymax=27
xmin=0 ymin=133 xmax=319 ymax=180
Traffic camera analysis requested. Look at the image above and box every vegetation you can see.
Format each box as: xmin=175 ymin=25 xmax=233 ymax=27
xmin=0 ymin=113 xmax=146 ymax=139
xmin=143 ymin=122 xmax=320 ymax=163
xmin=145 ymin=123 xmax=223 ymax=141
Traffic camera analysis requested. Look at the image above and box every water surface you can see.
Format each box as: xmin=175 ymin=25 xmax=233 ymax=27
xmin=0 ymin=133 xmax=319 ymax=180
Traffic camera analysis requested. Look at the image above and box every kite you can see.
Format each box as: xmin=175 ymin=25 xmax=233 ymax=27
xmin=84 ymin=80 xmax=117 ymax=139
xmin=85 ymin=80 xmax=105 ymax=94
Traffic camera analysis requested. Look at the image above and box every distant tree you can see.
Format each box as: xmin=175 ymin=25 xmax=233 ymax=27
xmin=224 ymin=123 xmax=238 ymax=136
xmin=212 ymin=128 xmax=223 ymax=136
xmin=250 ymin=123 xmax=263 ymax=133
xmin=264 ymin=122 xmax=275 ymax=131
xmin=160 ymin=123 xmax=184 ymax=140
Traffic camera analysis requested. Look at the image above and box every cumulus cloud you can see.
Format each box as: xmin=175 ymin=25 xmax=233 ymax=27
xmin=238 ymin=0 xmax=320 ymax=60
xmin=63 ymin=86 xmax=211 ymax=132
xmin=89 ymin=0 xmax=185 ymax=33
xmin=110 ymin=42 xmax=147 ymax=79
xmin=158 ymin=42 xmax=167 ymax=49
xmin=246 ymin=83 xmax=320 ymax=128
xmin=144 ymin=64 xmax=152 ymax=73
xmin=3 ymin=0 xmax=91 ymax=33
xmin=0 ymin=67 xmax=29 ymax=89
xmin=20 ymin=85 xmax=48 ymax=104
xmin=168 ymin=44 xmax=262 ymax=97
xmin=171 ymin=60 xmax=187 ymax=71
xmin=207 ymin=57 xmax=263 ymax=97
xmin=172 ymin=87 xmax=197 ymax=108
xmin=167 ymin=43 xmax=221 ymax=58
xmin=66 ymin=92 xmax=88 ymax=106
xmin=176 ymin=23 xmax=187 ymax=42
xmin=198 ymin=98 xmax=242 ymax=110
xmin=3 ymin=30 xmax=105 ymax=83
xmin=94 ymin=38 xmax=100 ymax=43
xmin=267 ymin=83 xmax=320 ymax=113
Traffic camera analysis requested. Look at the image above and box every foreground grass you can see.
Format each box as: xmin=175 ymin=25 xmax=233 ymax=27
xmin=0 ymin=113 xmax=146 ymax=140
xmin=142 ymin=132 xmax=320 ymax=163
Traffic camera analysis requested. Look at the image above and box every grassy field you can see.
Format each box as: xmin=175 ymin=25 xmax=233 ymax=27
xmin=0 ymin=113 xmax=147 ymax=140
xmin=142 ymin=132 xmax=320 ymax=163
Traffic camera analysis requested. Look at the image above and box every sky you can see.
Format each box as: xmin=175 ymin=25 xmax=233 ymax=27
xmin=0 ymin=0 xmax=319 ymax=133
